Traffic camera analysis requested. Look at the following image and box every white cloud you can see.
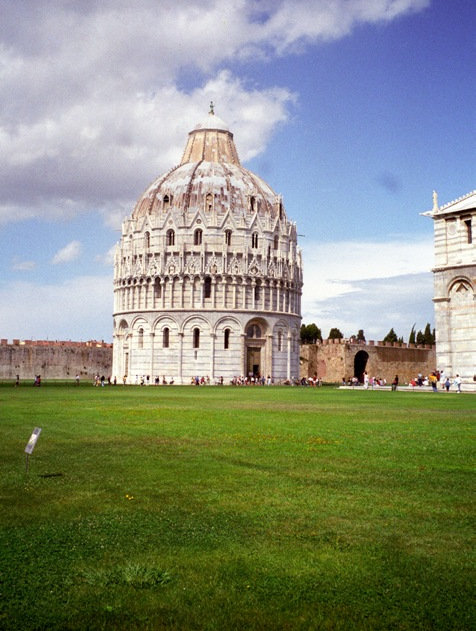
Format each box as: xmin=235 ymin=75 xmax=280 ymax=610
xmin=12 ymin=257 xmax=36 ymax=271
xmin=51 ymin=240 xmax=82 ymax=265
xmin=95 ymin=244 xmax=117 ymax=267
xmin=0 ymin=275 xmax=112 ymax=342
xmin=301 ymin=236 xmax=434 ymax=340
xmin=0 ymin=0 xmax=430 ymax=227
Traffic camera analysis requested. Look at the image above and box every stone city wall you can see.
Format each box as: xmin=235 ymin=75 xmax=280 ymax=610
xmin=300 ymin=339 xmax=437 ymax=385
xmin=1 ymin=337 xmax=437 ymax=385
xmin=0 ymin=339 xmax=113 ymax=381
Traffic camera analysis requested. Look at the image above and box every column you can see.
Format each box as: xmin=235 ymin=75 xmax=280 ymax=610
xmin=210 ymin=333 xmax=216 ymax=381
xmin=178 ymin=332 xmax=184 ymax=384
xmin=179 ymin=278 xmax=184 ymax=308
xmin=240 ymin=334 xmax=246 ymax=377
xmin=287 ymin=334 xmax=291 ymax=381
xmin=266 ymin=334 xmax=273 ymax=378
xmin=212 ymin=279 xmax=217 ymax=309
xmin=233 ymin=281 xmax=237 ymax=309
xmin=149 ymin=332 xmax=155 ymax=379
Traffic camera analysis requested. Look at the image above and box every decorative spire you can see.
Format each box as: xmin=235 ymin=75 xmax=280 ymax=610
xmin=432 ymin=190 xmax=439 ymax=211
xmin=209 ymin=100 xmax=215 ymax=115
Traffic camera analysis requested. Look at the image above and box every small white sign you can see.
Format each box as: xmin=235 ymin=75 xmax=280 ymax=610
xmin=25 ymin=427 xmax=42 ymax=455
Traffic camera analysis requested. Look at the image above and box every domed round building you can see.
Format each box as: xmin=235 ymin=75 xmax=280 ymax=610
xmin=112 ymin=107 xmax=303 ymax=383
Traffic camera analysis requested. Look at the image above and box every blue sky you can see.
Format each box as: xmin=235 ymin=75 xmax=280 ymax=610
xmin=0 ymin=0 xmax=474 ymax=342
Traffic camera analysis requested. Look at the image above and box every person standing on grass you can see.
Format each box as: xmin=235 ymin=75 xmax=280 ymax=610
xmin=391 ymin=375 xmax=399 ymax=391
xmin=454 ymin=374 xmax=462 ymax=393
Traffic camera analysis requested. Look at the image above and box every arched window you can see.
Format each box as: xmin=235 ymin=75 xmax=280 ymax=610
xmin=225 ymin=229 xmax=232 ymax=246
xmin=194 ymin=229 xmax=202 ymax=246
xmin=155 ymin=279 xmax=162 ymax=299
xmin=224 ymin=328 xmax=230 ymax=350
xmin=464 ymin=217 xmax=472 ymax=244
xmin=274 ymin=235 xmax=279 ymax=250
xmin=251 ymin=232 xmax=258 ymax=248
xmin=163 ymin=327 xmax=169 ymax=348
xmin=144 ymin=231 xmax=150 ymax=250
xmin=254 ymin=284 xmax=260 ymax=301
xmin=166 ymin=229 xmax=175 ymax=246
xmin=247 ymin=324 xmax=262 ymax=338
xmin=163 ymin=194 xmax=171 ymax=211
xmin=205 ymin=193 xmax=213 ymax=212
xmin=250 ymin=196 xmax=256 ymax=213
xmin=138 ymin=327 xmax=144 ymax=349
xmin=193 ymin=328 xmax=200 ymax=349
xmin=278 ymin=331 xmax=283 ymax=352
xmin=204 ymin=276 xmax=212 ymax=299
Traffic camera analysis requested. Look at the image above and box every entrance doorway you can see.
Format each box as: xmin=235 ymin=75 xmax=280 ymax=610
xmin=247 ymin=347 xmax=261 ymax=377
xmin=354 ymin=350 xmax=369 ymax=383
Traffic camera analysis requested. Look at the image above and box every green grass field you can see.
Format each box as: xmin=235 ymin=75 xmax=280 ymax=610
xmin=0 ymin=383 xmax=474 ymax=630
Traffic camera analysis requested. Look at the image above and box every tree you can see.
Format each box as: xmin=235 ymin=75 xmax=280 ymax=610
xmin=328 ymin=328 xmax=343 ymax=340
xmin=423 ymin=323 xmax=435 ymax=345
xmin=356 ymin=329 xmax=366 ymax=342
xmin=416 ymin=330 xmax=425 ymax=345
xmin=409 ymin=324 xmax=416 ymax=345
xmin=383 ymin=328 xmax=398 ymax=343
xmin=300 ymin=323 xmax=322 ymax=344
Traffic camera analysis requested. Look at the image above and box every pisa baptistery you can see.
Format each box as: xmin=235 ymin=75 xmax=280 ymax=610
xmin=112 ymin=106 xmax=303 ymax=384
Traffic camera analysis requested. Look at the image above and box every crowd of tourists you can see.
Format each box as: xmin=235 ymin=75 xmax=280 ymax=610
xmin=409 ymin=370 xmax=462 ymax=393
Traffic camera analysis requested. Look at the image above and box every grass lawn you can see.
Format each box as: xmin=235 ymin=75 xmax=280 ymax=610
xmin=0 ymin=383 xmax=474 ymax=630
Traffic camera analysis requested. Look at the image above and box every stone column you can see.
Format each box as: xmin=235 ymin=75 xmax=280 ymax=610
xmin=241 ymin=333 xmax=246 ymax=377
xmin=149 ymin=332 xmax=155 ymax=379
xmin=287 ymin=334 xmax=292 ymax=381
xmin=178 ymin=332 xmax=184 ymax=384
xmin=266 ymin=334 xmax=273 ymax=378
xmin=212 ymin=278 xmax=217 ymax=308
xmin=210 ymin=333 xmax=216 ymax=381
xmin=233 ymin=280 xmax=237 ymax=309
xmin=170 ymin=277 xmax=174 ymax=308
xmin=179 ymin=278 xmax=184 ymax=308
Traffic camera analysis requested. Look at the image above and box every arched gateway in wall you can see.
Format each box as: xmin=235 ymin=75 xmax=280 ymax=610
xmin=112 ymin=107 xmax=303 ymax=383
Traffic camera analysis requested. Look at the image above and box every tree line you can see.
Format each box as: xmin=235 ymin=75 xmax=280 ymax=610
xmin=300 ymin=323 xmax=435 ymax=345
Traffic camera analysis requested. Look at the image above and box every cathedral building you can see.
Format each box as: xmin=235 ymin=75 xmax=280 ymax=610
xmin=112 ymin=107 xmax=303 ymax=383
xmin=423 ymin=189 xmax=475 ymax=386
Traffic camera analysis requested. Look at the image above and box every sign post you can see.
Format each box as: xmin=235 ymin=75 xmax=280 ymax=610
xmin=24 ymin=427 xmax=42 ymax=473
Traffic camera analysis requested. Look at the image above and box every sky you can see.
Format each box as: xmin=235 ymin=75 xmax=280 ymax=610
xmin=0 ymin=0 xmax=474 ymax=343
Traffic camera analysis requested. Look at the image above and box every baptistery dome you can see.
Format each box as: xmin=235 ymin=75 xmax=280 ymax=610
xmin=112 ymin=107 xmax=303 ymax=384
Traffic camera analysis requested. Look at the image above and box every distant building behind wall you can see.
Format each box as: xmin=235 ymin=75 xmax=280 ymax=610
xmin=422 ymin=190 xmax=476 ymax=387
